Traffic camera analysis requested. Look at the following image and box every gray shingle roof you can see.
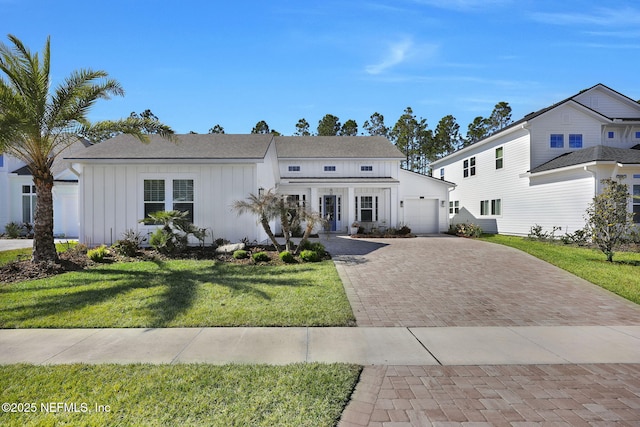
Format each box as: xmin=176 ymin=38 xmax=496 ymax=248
xmin=530 ymin=145 xmax=640 ymax=173
xmin=65 ymin=134 xmax=274 ymax=161
xmin=275 ymin=136 xmax=405 ymax=159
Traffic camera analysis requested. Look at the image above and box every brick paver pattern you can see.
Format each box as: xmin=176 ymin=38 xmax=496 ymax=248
xmin=340 ymin=364 xmax=640 ymax=427
xmin=326 ymin=237 xmax=640 ymax=327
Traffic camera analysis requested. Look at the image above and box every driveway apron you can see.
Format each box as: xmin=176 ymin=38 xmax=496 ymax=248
xmin=321 ymin=235 xmax=640 ymax=426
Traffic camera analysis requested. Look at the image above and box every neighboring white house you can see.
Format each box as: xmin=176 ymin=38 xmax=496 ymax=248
xmin=0 ymin=139 xmax=89 ymax=238
xmin=431 ymin=84 xmax=640 ymax=236
xmin=64 ymin=134 xmax=453 ymax=245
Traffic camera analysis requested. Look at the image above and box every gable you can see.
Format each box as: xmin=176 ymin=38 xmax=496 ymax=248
xmin=573 ymin=84 xmax=640 ymax=119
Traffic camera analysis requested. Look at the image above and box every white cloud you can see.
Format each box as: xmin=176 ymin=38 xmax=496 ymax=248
xmin=365 ymin=38 xmax=439 ymax=75
xmin=531 ymin=6 xmax=640 ymax=27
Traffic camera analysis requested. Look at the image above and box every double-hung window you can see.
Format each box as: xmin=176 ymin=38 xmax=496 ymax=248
xmin=355 ymin=195 xmax=378 ymax=222
xmin=550 ymin=134 xmax=564 ymax=148
xmin=463 ymin=157 xmax=476 ymax=178
xmin=480 ymin=199 xmax=501 ymax=216
xmin=569 ymin=134 xmax=583 ymax=148
xmin=144 ymin=179 xmax=195 ymax=224
xmin=495 ymin=147 xmax=504 ymax=169
xmin=449 ymin=201 xmax=459 ymax=215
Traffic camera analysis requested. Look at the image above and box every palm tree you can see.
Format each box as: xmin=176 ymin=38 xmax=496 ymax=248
xmin=232 ymin=189 xmax=282 ymax=252
xmin=0 ymin=34 xmax=173 ymax=262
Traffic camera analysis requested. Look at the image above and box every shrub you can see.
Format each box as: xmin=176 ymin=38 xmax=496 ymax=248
xmin=299 ymin=241 xmax=326 ymax=257
xmin=451 ymin=223 xmax=482 ymax=238
xmin=527 ymin=224 xmax=549 ymax=240
xmin=112 ymin=229 xmax=146 ymax=257
xmin=252 ymin=251 xmax=270 ymax=263
xmin=233 ymin=249 xmax=249 ymax=259
xmin=87 ymin=245 xmax=110 ymax=262
xmin=300 ymin=250 xmax=319 ymax=263
xmin=397 ymin=225 xmax=412 ymax=235
xmin=4 ymin=221 xmax=23 ymax=238
xmin=560 ymin=227 xmax=591 ymax=246
xmin=279 ymin=251 xmax=295 ymax=263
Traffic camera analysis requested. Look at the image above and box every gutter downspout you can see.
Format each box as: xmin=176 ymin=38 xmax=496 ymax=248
xmin=584 ymin=165 xmax=597 ymax=195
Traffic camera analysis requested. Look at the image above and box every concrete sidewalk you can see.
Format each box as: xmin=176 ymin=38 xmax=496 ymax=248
xmin=1 ymin=326 xmax=639 ymax=366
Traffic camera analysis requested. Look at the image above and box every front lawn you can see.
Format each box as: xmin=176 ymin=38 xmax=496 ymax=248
xmin=0 ymin=259 xmax=356 ymax=328
xmin=0 ymin=242 xmax=76 ymax=266
xmin=0 ymin=363 xmax=361 ymax=427
xmin=479 ymin=234 xmax=640 ymax=305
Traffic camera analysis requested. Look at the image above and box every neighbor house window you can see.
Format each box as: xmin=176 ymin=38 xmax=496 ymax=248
xmin=569 ymin=134 xmax=583 ymax=148
xmin=361 ymin=165 xmax=373 ymax=172
xmin=144 ymin=179 xmax=194 ymax=223
xmin=634 ymin=185 xmax=640 ymax=223
xmin=550 ymin=134 xmax=564 ymax=148
xmin=495 ymin=147 xmax=504 ymax=169
xmin=0 ymin=153 xmax=4 ymax=168
xmin=440 ymin=168 xmax=445 ymax=180
xmin=608 ymin=131 xmax=615 ymax=139
xmin=356 ymin=195 xmax=378 ymax=222
xmin=449 ymin=201 xmax=459 ymax=215
xmin=22 ymin=185 xmax=36 ymax=223
xmin=636 ymin=131 xmax=640 ymax=139
xmin=480 ymin=199 xmax=501 ymax=216
xmin=463 ymin=157 xmax=476 ymax=178
xmin=324 ymin=165 xmax=336 ymax=172
xmin=288 ymin=165 xmax=301 ymax=172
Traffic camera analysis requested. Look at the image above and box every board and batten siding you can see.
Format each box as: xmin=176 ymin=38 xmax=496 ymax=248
xmin=79 ymin=163 xmax=260 ymax=246
xmin=278 ymin=159 xmax=398 ymax=178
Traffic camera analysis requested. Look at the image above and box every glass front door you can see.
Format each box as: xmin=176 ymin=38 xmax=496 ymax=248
xmin=323 ymin=195 xmax=337 ymax=231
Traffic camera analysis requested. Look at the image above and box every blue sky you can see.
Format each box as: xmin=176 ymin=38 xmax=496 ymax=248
xmin=3 ymin=0 xmax=640 ymax=135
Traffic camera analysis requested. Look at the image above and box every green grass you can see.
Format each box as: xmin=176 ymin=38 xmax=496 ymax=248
xmin=0 ymin=242 xmax=77 ymax=266
xmin=479 ymin=234 xmax=640 ymax=305
xmin=0 ymin=259 xmax=356 ymax=328
xmin=0 ymin=363 xmax=361 ymax=426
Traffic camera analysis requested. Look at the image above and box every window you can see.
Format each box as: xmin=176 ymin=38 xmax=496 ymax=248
xmin=550 ymin=134 xmax=564 ymax=148
xmin=491 ymin=199 xmax=501 ymax=215
xmin=361 ymin=165 xmax=373 ymax=172
xmin=0 ymin=153 xmax=3 ymax=168
xmin=288 ymin=165 xmax=301 ymax=172
xmin=22 ymin=185 xmax=36 ymax=223
xmin=449 ymin=201 xmax=459 ymax=215
xmin=463 ymin=157 xmax=476 ymax=178
xmin=356 ymin=195 xmax=378 ymax=222
xmin=569 ymin=134 xmax=583 ymax=148
xmin=440 ymin=168 xmax=445 ymax=180
xmin=144 ymin=179 xmax=194 ymax=224
xmin=324 ymin=165 xmax=336 ymax=172
xmin=480 ymin=199 xmax=501 ymax=216
xmin=495 ymin=147 xmax=504 ymax=169
xmin=608 ymin=131 xmax=615 ymax=139
xmin=634 ymin=185 xmax=640 ymax=224
xmin=636 ymin=131 xmax=640 ymax=139
xmin=480 ymin=200 xmax=489 ymax=216
xmin=172 ymin=179 xmax=194 ymax=223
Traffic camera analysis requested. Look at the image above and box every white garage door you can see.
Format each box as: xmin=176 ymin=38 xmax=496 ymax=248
xmin=403 ymin=199 xmax=439 ymax=234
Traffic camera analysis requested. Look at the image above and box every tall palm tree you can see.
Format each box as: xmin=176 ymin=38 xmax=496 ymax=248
xmin=0 ymin=34 xmax=173 ymax=262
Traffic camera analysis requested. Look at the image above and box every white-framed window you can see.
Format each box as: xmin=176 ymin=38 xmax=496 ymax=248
xmin=463 ymin=157 xmax=476 ymax=178
xmin=480 ymin=199 xmax=501 ymax=216
xmin=355 ymin=195 xmax=378 ymax=222
xmin=22 ymin=185 xmax=36 ymax=223
xmin=608 ymin=131 xmax=615 ymax=139
xmin=361 ymin=165 xmax=373 ymax=172
xmin=550 ymin=134 xmax=564 ymax=148
xmin=495 ymin=147 xmax=504 ymax=169
xmin=324 ymin=165 xmax=336 ymax=172
xmin=569 ymin=134 xmax=583 ymax=148
xmin=439 ymin=168 xmax=445 ymax=180
xmin=0 ymin=153 xmax=4 ymax=168
xmin=449 ymin=201 xmax=459 ymax=215
xmin=143 ymin=178 xmax=195 ymax=223
xmin=288 ymin=165 xmax=301 ymax=172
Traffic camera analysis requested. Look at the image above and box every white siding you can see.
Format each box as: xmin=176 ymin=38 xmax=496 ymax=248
xmin=279 ymin=160 xmax=398 ymax=179
xmin=398 ymin=169 xmax=451 ymax=233
xmin=79 ymin=163 xmax=260 ymax=246
xmin=574 ymin=86 xmax=640 ymax=119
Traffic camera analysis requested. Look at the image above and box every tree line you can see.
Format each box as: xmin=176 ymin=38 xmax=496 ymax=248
xmin=202 ymin=102 xmax=513 ymax=175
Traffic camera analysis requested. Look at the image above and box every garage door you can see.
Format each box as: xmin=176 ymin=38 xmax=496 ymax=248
xmin=403 ymin=199 xmax=439 ymax=234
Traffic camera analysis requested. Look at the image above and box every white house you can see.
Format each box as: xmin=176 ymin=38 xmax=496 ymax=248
xmin=0 ymin=139 xmax=89 ymax=238
xmin=431 ymin=84 xmax=640 ymax=236
xmin=64 ymin=134 xmax=453 ymax=245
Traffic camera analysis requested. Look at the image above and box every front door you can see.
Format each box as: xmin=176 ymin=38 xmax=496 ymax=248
xmin=323 ymin=195 xmax=337 ymax=231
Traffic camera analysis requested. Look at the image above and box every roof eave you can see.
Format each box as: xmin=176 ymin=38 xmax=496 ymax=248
xmin=65 ymin=157 xmax=265 ymax=164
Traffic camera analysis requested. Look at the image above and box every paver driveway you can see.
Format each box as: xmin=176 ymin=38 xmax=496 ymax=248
xmin=322 ymin=235 xmax=640 ymax=426
xmin=323 ymin=235 xmax=640 ymax=327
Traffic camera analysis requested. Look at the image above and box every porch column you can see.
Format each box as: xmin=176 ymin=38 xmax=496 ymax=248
xmin=390 ymin=185 xmax=399 ymax=227
xmin=347 ymin=187 xmax=355 ymax=227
